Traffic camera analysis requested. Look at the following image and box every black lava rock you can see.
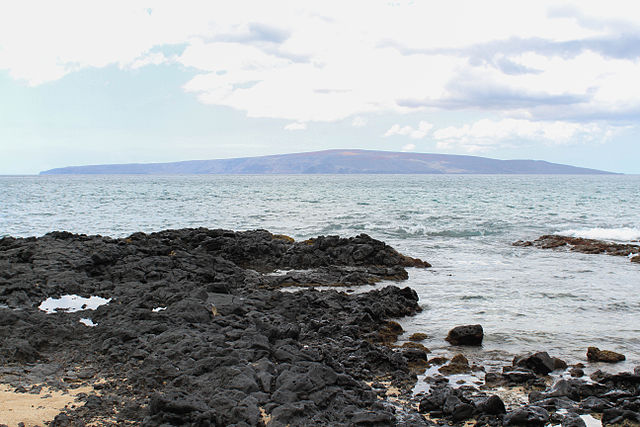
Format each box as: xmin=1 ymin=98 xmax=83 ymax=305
xmin=445 ymin=324 xmax=483 ymax=346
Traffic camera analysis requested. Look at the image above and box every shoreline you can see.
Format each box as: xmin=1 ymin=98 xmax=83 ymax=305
xmin=1 ymin=229 xmax=638 ymax=425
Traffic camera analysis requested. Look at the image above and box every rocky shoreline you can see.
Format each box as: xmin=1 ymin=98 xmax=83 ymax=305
xmin=1 ymin=229 xmax=639 ymax=426
xmin=514 ymin=235 xmax=640 ymax=263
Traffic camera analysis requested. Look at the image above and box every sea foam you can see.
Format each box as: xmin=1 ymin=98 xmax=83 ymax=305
xmin=560 ymin=227 xmax=640 ymax=242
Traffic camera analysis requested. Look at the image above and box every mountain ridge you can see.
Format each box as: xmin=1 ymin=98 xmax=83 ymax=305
xmin=39 ymin=149 xmax=616 ymax=175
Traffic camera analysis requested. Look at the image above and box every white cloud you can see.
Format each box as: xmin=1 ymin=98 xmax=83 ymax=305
xmin=432 ymin=118 xmax=619 ymax=152
xmin=351 ymin=116 xmax=367 ymax=127
xmin=129 ymin=52 xmax=169 ymax=69
xmin=284 ymin=122 xmax=307 ymax=130
xmin=1 ymin=1 xmax=640 ymax=123
xmin=384 ymin=121 xmax=434 ymax=139
xmin=401 ymin=143 xmax=416 ymax=152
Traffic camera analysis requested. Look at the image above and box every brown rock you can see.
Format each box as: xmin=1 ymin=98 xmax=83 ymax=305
xmin=587 ymin=347 xmax=625 ymax=363
xmin=631 ymin=255 xmax=640 ymax=263
xmin=438 ymin=354 xmax=471 ymax=375
xmin=428 ymin=356 xmax=449 ymax=366
xmin=409 ymin=332 xmax=428 ymax=342
xmin=377 ymin=321 xmax=404 ymax=345
xmin=400 ymin=342 xmax=430 ymax=353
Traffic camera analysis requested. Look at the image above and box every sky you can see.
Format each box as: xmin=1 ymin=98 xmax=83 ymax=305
xmin=1 ymin=1 xmax=640 ymax=174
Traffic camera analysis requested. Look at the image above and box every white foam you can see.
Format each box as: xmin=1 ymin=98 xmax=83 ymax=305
xmin=560 ymin=227 xmax=640 ymax=242
xmin=38 ymin=295 xmax=111 ymax=314
xmin=152 ymin=306 xmax=167 ymax=312
xmin=79 ymin=318 xmax=97 ymax=327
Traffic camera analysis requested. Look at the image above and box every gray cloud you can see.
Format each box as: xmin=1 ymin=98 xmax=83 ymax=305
xmin=206 ymin=23 xmax=311 ymax=64
xmin=399 ymin=78 xmax=640 ymax=124
xmin=215 ymin=22 xmax=291 ymax=44
xmin=381 ymin=32 xmax=640 ymax=72
xmin=547 ymin=5 xmax=639 ymax=35
xmin=398 ymin=79 xmax=591 ymax=111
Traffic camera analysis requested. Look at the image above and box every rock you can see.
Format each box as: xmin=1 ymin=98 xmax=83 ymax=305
xmin=580 ymin=396 xmax=613 ymax=412
xmin=517 ymin=235 xmax=640 ymax=261
xmin=400 ymin=341 xmax=430 ymax=353
xmin=513 ymin=351 xmax=555 ymax=375
xmin=602 ymin=408 xmax=640 ymax=424
xmin=451 ymin=402 xmax=474 ymax=422
xmin=504 ymin=406 xmax=550 ymax=426
xmin=378 ymin=320 xmax=404 ymax=344
xmin=586 ymin=346 xmax=625 ymax=363
xmin=477 ymin=395 xmax=506 ymax=415
xmin=561 ymin=412 xmax=586 ymax=427
xmin=438 ymin=354 xmax=471 ymax=375
xmin=0 ymin=228 xmax=429 ymax=425
xmin=569 ymin=367 xmax=584 ymax=377
xmin=409 ymin=332 xmax=428 ymax=341
xmin=445 ymin=325 xmax=483 ymax=346
xmin=553 ymin=357 xmax=568 ymax=370
xmin=418 ymin=386 xmax=453 ymax=413
xmin=351 ymin=410 xmax=395 ymax=424
xmin=500 ymin=368 xmax=537 ymax=384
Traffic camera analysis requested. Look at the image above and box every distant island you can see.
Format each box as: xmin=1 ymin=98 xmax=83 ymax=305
xmin=39 ymin=149 xmax=615 ymax=175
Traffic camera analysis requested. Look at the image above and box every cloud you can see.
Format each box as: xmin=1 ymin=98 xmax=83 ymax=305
xmin=2 ymin=1 xmax=640 ymax=124
xmin=351 ymin=117 xmax=367 ymax=127
xmin=284 ymin=122 xmax=307 ymax=130
xmin=401 ymin=143 xmax=416 ymax=151
xmin=384 ymin=121 xmax=433 ymax=139
xmin=432 ymin=118 xmax=620 ymax=152
xmin=400 ymin=78 xmax=590 ymax=110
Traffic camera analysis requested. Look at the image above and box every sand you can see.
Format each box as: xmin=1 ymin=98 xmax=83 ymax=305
xmin=0 ymin=384 xmax=92 ymax=427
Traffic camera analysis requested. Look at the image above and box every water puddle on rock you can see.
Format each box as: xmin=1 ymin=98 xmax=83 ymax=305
xmin=38 ymin=295 xmax=111 ymax=314
xmin=79 ymin=318 xmax=97 ymax=327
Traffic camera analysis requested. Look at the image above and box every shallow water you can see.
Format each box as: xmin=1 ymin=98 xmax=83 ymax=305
xmin=2 ymin=174 xmax=639 ymax=371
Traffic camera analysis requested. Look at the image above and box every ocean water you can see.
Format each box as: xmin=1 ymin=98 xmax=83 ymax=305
xmin=1 ymin=174 xmax=639 ymax=373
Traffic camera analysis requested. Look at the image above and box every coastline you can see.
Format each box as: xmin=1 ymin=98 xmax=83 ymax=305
xmin=1 ymin=229 xmax=638 ymax=426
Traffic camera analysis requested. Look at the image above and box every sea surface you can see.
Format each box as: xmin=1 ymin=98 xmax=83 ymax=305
xmin=2 ymin=174 xmax=639 ymax=375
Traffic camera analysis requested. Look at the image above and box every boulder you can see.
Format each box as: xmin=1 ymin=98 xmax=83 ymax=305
xmin=477 ymin=395 xmax=506 ymax=415
xmin=513 ymin=352 xmax=555 ymax=375
xmin=445 ymin=325 xmax=483 ymax=346
xmin=561 ymin=412 xmax=586 ymax=427
xmin=586 ymin=347 xmax=625 ymax=363
xmin=504 ymin=406 xmax=550 ymax=426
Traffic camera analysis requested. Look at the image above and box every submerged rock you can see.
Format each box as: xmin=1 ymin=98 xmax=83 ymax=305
xmin=514 ymin=234 xmax=640 ymax=263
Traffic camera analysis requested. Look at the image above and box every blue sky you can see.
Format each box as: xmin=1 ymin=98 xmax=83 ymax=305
xmin=1 ymin=1 xmax=640 ymax=174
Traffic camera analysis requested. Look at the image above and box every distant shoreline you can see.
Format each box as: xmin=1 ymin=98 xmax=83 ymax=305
xmin=38 ymin=149 xmax=618 ymax=175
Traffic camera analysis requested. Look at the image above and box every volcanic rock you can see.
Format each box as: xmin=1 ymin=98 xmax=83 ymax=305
xmin=587 ymin=347 xmax=626 ymax=363
xmin=445 ymin=324 xmax=483 ymax=346
xmin=504 ymin=405 xmax=550 ymax=426
xmin=515 ymin=235 xmax=640 ymax=263
xmin=0 ymin=228 xmax=430 ymax=425
xmin=513 ymin=351 xmax=556 ymax=375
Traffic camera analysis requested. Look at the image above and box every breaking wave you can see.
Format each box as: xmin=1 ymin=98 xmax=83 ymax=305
xmin=560 ymin=227 xmax=640 ymax=242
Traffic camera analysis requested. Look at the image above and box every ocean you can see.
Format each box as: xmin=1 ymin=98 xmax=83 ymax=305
xmin=2 ymin=174 xmax=639 ymax=374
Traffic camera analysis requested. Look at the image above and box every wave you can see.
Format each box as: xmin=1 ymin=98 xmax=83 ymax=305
xmin=559 ymin=227 xmax=640 ymax=242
